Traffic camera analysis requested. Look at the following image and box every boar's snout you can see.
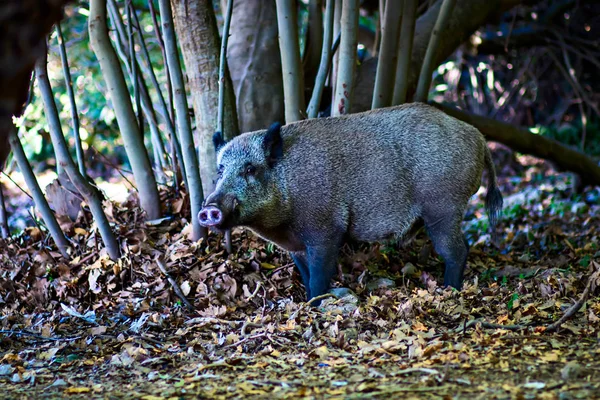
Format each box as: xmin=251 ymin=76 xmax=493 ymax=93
xmin=198 ymin=205 xmax=223 ymax=227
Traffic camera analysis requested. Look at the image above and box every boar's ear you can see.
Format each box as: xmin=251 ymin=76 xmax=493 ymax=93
xmin=213 ymin=131 xmax=227 ymax=152
xmin=263 ymin=122 xmax=283 ymax=167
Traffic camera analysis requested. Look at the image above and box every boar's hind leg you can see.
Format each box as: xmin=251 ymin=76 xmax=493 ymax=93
xmin=423 ymin=209 xmax=468 ymax=290
xmin=291 ymin=253 xmax=312 ymax=300
xmin=305 ymin=242 xmax=341 ymax=302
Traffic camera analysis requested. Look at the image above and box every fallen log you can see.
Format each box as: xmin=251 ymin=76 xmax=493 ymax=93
xmin=434 ymin=103 xmax=600 ymax=187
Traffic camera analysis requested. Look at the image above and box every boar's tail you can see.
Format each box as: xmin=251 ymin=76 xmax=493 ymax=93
xmin=484 ymin=145 xmax=503 ymax=231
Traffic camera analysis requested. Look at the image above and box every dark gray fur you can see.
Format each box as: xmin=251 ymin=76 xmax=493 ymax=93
xmin=201 ymin=103 xmax=503 ymax=300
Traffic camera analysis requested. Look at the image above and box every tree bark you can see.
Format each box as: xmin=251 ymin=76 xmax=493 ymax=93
xmin=161 ymin=0 xmax=208 ymax=241
xmin=0 ymin=183 xmax=9 ymax=239
xmin=307 ymin=0 xmax=335 ymax=119
xmin=226 ymin=0 xmax=284 ymax=132
xmin=415 ymin=0 xmax=457 ymax=102
xmin=332 ymin=0 xmax=359 ymax=116
xmin=8 ymin=127 xmax=70 ymax=257
xmin=36 ymin=47 xmax=121 ymax=260
xmin=435 ymin=103 xmax=600 ymax=187
xmin=107 ymin=1 xmax=168 ymax=178
xmin=170 ymin=0 xmax=239 ymax=197
xmin=371 ymin=0 xmax=402 ymax=109
xmin=217 ymin=0 xmax=235 ymax=137
xmin=303 ymin=0 xmax=324 ymax=92
xmin=89 ymin=0 xmax=161 ymax=220
xmin=392 ymin=0 xmax=417 ymax=105
xmin=275 ymin=0 xmax=306 ymax=123
xmin=56 ymin=22 xmax=86 ymax=177
xmin=330 ymin=0 xmax=342 ymax=107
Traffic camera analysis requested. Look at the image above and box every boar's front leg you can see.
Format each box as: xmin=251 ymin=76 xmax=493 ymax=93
xmin=303 ymin=240 xmax=341 ymax=302
xmin=423 ymin=208 xmax=469 ymax=289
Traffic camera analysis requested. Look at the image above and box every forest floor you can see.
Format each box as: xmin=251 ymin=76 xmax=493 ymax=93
xmin=1 ymin=150 xmax=599 ymax=399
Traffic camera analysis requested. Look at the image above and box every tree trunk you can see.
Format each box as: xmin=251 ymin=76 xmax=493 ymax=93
xmin=330 ymin=0 xmax=342 ymax=110
xmin=170 ymin=0 xmax=239 ymax=199
xmin=56 ymin=22 xmax=86 ymax=177
xmin=392 ymin=0 xmax=417 ymax=105
xmin=226 ymin=0 xmax=284 ymax=132
xmin=415 ymin=0 xmax=457 ymax=102
xmin=371 ymin=0 xmax=402 ymax=109
xmin=435 ymin=103 xmax=600 ymax=187
xmin=160 ymin=0 xmax=208 ymax=241
xmin=36 ymin=47 xmax=121 ymax=260
xmin=275 ymin=0 xmax=306 ymax=123
xmin=307 ymin=0 xmax=335 ymax=119
xmin=107 ymin=0 xmax=168 ymax=179
xmin=353 ymin=0 xmax=531 ymax=112
xmin=332 ymin=0 xmax=359 ymax=116
xmin=0 ymin=183 xmax=9 ymax=239
xmin=8 ymin=127 xmax=70 ymax=257
xmin=303 ymin=0 xmax=324 ymax=92
xmin=89 ymin=0 xmax=161 ymax=220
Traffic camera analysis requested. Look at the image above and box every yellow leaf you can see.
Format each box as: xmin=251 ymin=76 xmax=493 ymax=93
xmin=64 ymin=387 xmax=91 ymax=394
xmin=260 ymin=262 xmax=277 ymax=270
xmin=539 ymin=351 xmax=560 ymax=363
xmin=315 ymin=345 xmax=330 ymax=359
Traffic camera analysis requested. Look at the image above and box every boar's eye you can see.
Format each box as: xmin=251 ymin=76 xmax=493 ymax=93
xmin=217 ymin=164 xmax=224 ymax=177
xmin=245 ymin=164 xmax=256 ymax=177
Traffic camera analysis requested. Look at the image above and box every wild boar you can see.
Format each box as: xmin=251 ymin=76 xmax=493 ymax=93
xmin=198 ymin=103 xmax=502 ymax=300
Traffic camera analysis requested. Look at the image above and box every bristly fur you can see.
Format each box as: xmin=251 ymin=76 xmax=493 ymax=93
xmin=202 ymin=103 xmax=504 ymax=298
xmin=213 ymin=131 xmax=227 ymax=152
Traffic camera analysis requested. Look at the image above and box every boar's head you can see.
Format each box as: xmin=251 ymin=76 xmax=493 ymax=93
xmin=198 ymin=122 xmax=285 ymax=232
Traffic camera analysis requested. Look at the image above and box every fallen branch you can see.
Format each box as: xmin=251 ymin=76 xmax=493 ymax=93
xmin=433 ymin=103 xmax=600 ymax=186
xmin=288 ymin=293 xmax=337 ymax=320
xmin=185 ymin=317 xmax=242 ymax=327
xmin=155 ymin=257 xmax=195 ymax=311
xmin=222 ymin=333 xmax=267 ymax=350
xmin=0 ymin=330 xmax=81 ymax=342
xmin=457 ymin=319 xmax=529 ymax=333
xmin=457 ymin=266 xmax=600 ymax=334
xmin=395 ymin=367 xmax=440 ymax=376
xmin=240 ymin=321 xmax=264 ymax=336
xmin=245 ymin=281 xmax=263 ymax=301
xmin=306 ymin=293 xmax=337 ymax=307
xmin=545 ymin=267 xmax=600 ymax=333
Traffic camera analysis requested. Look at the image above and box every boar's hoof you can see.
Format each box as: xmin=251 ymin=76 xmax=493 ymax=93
xmin=198 ymin=206 xmax=223 ymax=227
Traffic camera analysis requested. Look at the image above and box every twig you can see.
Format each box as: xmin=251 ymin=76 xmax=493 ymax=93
xmin=240 ymin=321 xmax=263 ymax=336
xmin=350 ymin=385 xmax=452 ymax=398
xmin=155 ymin=257 xmax=195 ymax=311
xmin=1 ymin=171 xmax=33 ymax=200
xmin=134 ymin=334 xmax=164 ymax=348
xmin=269 ymin=262 xmax=295 ymax=275
xmin=185 ymin=317 xmax=242 ymax=327
xmin=0 ymin=330 xmax=81 ymax=342
xmin=198 ymin=359 xmax=239 ymax=370
xmin=246 ymin=281 xmax=262 ymax=301
xmin=222 ymin=333 xmax=267 ymax=349
xmin=89 ymin=146 xmax=136 ymax=189
xmin=289 ymin=293 xmax=337 ymax=320
xmin=306 ymin=293 xmax=337 ymax=307
xmin=394 ymin=367 xmax=440 ymax=376
xmin=458 ymin=267 xmax=600 ymax=334
xmin=458 ymin=318 xmax=528 ymax=333
xmin=545 ymin=267 xmax=599 ymax=333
